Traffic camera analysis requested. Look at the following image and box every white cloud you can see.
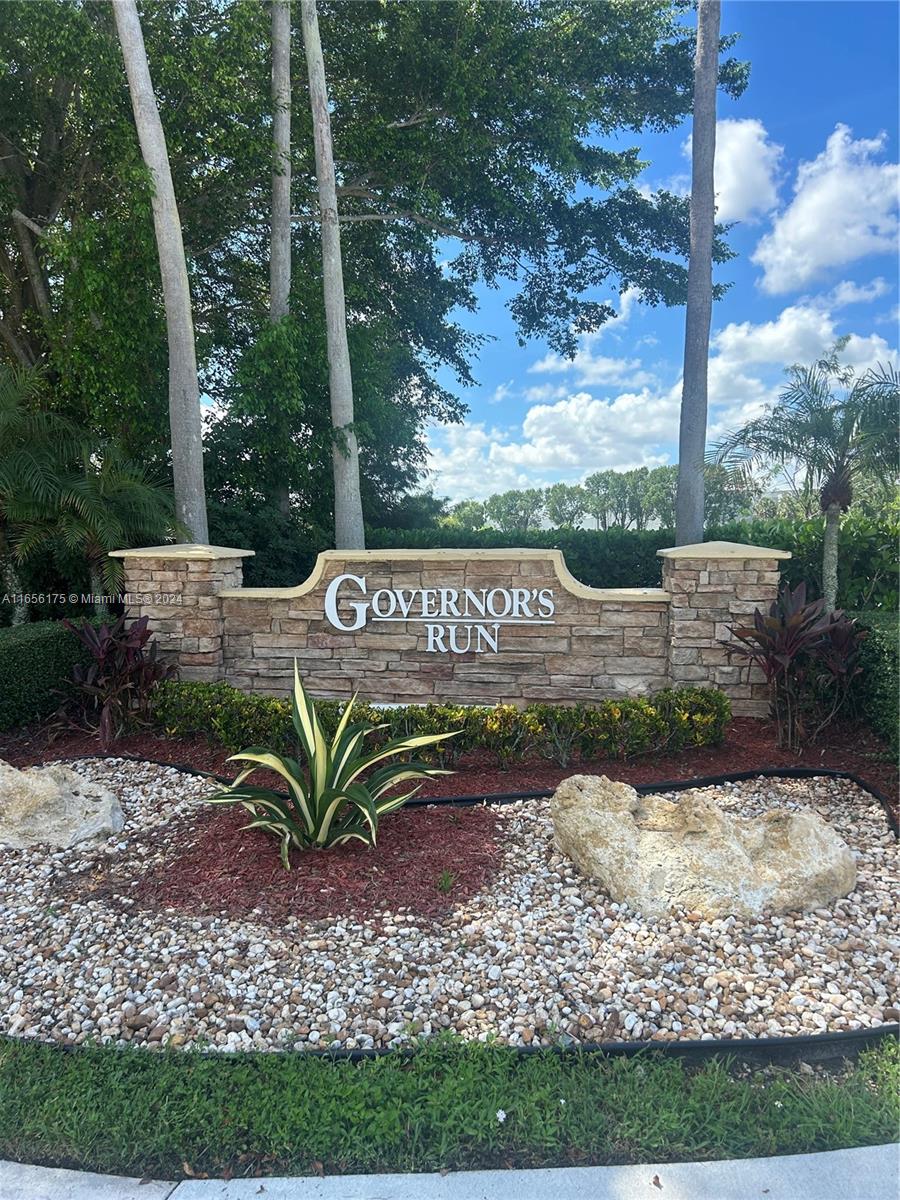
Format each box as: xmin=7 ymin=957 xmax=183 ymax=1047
xmin=427 ymin=296 xmax=898 ymax=501
xmin=711 ymin=304 xmax=836 ymax=368
xmin=683 ymin=118 xmax=783 ymax=222
xmin=529 ymin=349 xmax=654 ymax=388
xmin=753 ymin=125 xmax=899 ymax=294
xmin=527 ymin=291 xmax=654 ymax=389
xmin=824 ymin=277 xmax=891 ymax=309
xmin=488 ymin=380 xmax=514 ymax=405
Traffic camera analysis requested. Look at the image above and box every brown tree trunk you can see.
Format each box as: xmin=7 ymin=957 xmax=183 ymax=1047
xmin=299 ymin=0 xmax=365 ymax=549
xmin=270 ymin=0 xmax=293 ymax=518
xmin=675 ymin=0 xmax=720 ymax=547
xmin=112 ymin=0 xmax=209 ymax=544
xmin=822 ymin=501 xmax=841 ymax=610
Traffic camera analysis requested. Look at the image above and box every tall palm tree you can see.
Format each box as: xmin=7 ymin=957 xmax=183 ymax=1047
xmin=712 ymin=356 xmax=899 ymax=609
xmin=270 ymin=0 xmax=293 ymax=518
xmin=675 ymin=0 xmax=721 ymax=546
xmin=299 ymin=0 xmax=366 ymax=549
xmin=112 ymin=0 xmax=209 ymax=543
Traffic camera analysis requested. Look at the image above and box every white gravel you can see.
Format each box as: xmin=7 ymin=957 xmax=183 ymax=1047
xmin=0 ymin=759 xmax=896 ymax=1052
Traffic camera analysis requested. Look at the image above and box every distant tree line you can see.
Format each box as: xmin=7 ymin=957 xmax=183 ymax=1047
xmin=443 ymin=464 xmax=760 ymax=534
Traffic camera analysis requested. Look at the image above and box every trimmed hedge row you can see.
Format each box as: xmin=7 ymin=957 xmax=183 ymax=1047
xmin=208 ymin=506 xmax=897 ymax=611
xmin=151 ymin=681 xmax=731 ymax=768
xmin=0 ymin=620 xmax=90 ymax=731
xmin=366 ymin=517 xmax=898 ymax=611
xmin=850 ymin=610 xmax=899 ymax=754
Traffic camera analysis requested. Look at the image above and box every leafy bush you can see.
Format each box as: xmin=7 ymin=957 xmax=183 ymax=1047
xmin=153 ymin=679 xmax=731 ymax=769
xmin=0 ymin=620 xmax=92 ymax=731
xmin=726 ymin=584 xmax=866 ymax=750
xmin=57 ymin=615 xmax=175 ymax=749
xmin=206 ymin=501 xmax=324 ymax=589
xmin=713 ymin=514 xmax=899 ymax=611
xmin=206 ymin=664 xmax=455 ymax=864
xmin=850 ymin=609 xmax=899 ymax=753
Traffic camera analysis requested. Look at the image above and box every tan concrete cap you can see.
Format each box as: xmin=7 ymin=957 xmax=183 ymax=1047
xmin=108 ymin=543 xmax=255 ymax=560
xmin=217 ymin=547 xmax=670 ymax=603
xmin=657 ymin=540 xmax=791 ymax=560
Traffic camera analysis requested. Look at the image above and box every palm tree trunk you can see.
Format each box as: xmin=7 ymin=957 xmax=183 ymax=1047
xmin=675 ymin=0 xmax=720 ymax=547
xmin=822 ymin=501 xmax=841 ymax=610
xmin=299 ymin=0 xmax=365 ymax=549
xmin=270 ymin=0 xmax=292 ymax=518
xmin=2 ymin=559 xmax=27 ymax=625
xmin=112 ymin=0 xmax=209 ymax=544
xmin=270 ymin=0 xmax=292 ymax=323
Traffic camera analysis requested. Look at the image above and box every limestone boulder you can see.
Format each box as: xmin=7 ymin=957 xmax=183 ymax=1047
xmin=550 ymin=774 xmax=856 ymax=919
xmin=0 ymin=759 xmax=124 ymax=850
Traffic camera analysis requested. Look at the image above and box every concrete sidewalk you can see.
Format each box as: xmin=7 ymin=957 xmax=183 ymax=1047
xmin=1 ymin=1144 xmax=897 ymax=1200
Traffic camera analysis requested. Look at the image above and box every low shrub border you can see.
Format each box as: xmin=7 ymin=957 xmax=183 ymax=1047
xmin=150 ymin=681 xmax=731 ymax=768
xmin=850 ymin=610 xmax=899 ymax=755
xmin=0 ymin=620 xmax=91 ymax=731
xmin=0 ymin=1036 xmax=895 ymax=1180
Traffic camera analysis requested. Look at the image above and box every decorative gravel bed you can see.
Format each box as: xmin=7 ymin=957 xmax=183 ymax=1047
xmin=0 ymin=759 xmax=896 ymax=1052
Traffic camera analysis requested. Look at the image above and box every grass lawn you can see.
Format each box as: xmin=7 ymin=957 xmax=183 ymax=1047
xmin=0 ymin=1036 xmax=896 ymax=1180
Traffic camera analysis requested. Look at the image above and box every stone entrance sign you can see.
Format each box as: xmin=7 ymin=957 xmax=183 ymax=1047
xmin=110 ymin=541 xmax=790 ymax=714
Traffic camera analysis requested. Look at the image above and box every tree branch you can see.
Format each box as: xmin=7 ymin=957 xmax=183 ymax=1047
xmin=0 ymin=317 xmax=35 ymax=367
xmin=12 ymin=213 xmax=52 ymax=319
xmin=386 ymin=109 xmax=448 ymax=129
xmin=12 ymin=210 xmax=45 ymax=238
xmin=290 ymin=203 xmax=477 ymax=242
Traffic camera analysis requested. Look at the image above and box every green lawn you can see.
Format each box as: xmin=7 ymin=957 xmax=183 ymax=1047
xmin=1 ymin=1035 xmax=897 ymax=1180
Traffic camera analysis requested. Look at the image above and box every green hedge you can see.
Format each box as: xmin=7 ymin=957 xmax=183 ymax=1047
xmin=850 ymin=610 xmax=899 ymax=753
xmin=205 ymin=511 xmax=897 ymax=611
xmin=365 ymin=517 xmax=898 ymax=610
xmin=0 ymin=620 xmax=91 ymax=731
xmin=152 ymin=680 xmax=730 ymax=768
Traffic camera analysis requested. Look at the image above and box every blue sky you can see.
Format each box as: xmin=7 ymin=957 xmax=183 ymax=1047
xmin=426 ymin=0 xmax=900 ymax=502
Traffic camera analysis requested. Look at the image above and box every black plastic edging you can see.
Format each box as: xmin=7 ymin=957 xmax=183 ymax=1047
xmin=14 ymin=753 xmax=899 ymax=1067
xmin=52 ymin=752 xmax=899 ymax=833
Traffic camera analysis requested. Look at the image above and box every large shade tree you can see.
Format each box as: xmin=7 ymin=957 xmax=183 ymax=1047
xmin=1 ymin=0 xmax=747 ymax=541
xmin=712 ymin=352 xmax=900 ymax=609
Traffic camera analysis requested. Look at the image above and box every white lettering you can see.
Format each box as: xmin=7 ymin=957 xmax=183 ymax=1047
xmin=510 ymin=587 xmax=532 ymax=618
xmin=371 ymin=588 xmax=397 ymax=618
xmin=439 ymin=587 xmax=461 ymax=617
xmin=324 ymin=573 xmax=368 ymax=631
xmin=324 ymin=572 xmax=556 ymax=651
xmin=462 ymin=588 xmax=487 ymax=617
xmin=476 ymin=623 xmax=500 ymax=653
xmin=448 ymin=624 xmax=471 ymax=653
xmin=487 ymin=587 xmax=513 ymax=618
xmin=425 ymin=623 xmax=446 ymax=652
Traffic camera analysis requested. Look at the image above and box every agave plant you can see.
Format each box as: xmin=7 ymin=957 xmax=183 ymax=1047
xmin=206 ymin=663 xmax=457 ymax=866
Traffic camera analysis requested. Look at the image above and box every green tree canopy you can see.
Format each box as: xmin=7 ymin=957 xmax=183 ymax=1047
xmin=1 ymin=0 xmax=748 ymax=531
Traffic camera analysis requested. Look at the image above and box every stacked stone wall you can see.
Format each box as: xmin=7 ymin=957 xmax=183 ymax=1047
xmin=111 ymin=541 xmax=789 ymax=715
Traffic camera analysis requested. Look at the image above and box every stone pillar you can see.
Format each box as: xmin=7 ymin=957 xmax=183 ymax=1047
xmin=109 ymin=543 xmax=254 ymax=681
xmin=659 ymin=540 xmax=791 ymax=716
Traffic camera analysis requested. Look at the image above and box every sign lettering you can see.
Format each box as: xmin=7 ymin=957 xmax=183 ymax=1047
xmin=324 ymin=573 xmax=556 ymax=654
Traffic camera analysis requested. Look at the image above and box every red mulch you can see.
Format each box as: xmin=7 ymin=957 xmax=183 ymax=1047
xmin=121 ymin=801 xmax=501 ymax=924
xmin=3 ymin=715 xmax=895 ymax=802
xmin=7 ymin=714 xmax=896 ymax=926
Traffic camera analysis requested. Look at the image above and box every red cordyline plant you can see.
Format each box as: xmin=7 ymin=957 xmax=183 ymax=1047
xmin=726 ymin=582 xmax=866 ymax=751
xmin=58 ymin=614 xmax=175 ymax=750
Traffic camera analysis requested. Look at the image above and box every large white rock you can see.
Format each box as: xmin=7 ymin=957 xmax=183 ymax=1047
xmin=0 ymin=759 xmax=124 ymax=850
xmin=550 ymin=774 xmax=857 ymax=918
